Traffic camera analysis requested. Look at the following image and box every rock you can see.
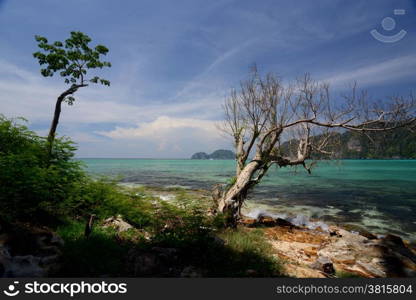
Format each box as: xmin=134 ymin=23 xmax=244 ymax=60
xmin=283 ymin=263 xmax=327 ymax=278
xmin=180 ymin=266 xmax=203 ymax=277
xmin=103 ymin=215 xmax=133 ymax=233
xmin=0 ymin=224 xmax=63 ymax=277
xmin=341 ymin=224 xmax=378 ymax=239
xmin=242 ymin=215 xmax=298 ymax=228
xmin=382 ymin=234 xmax=405 ymax=247
xmin=311 ymin=256 xmax=335 ymax=275
xmin=361 ymin=232 xmax=378 ymax=240
xmin=257 ymin=216 xmax=277 ymax=227
xmin=240 ymin=218 xmax=257 ymax=226
xmin=275 ymin=218 xmax=296 ymax=227
xmin=265 ymin=221 xmax=416 ymax=278
xmin=355 ymin=261 xmax=386 ymax=278
xmin=381 ymin=235 xmax=416 ymax=264
xmin=7 ymin=255 xmax=45 ymax=277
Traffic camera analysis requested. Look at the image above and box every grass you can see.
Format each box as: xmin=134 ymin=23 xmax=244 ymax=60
xmin=52 ymin=186 xmax=283 ymax=277
xmin=211 ymin=228 xmax=283 ymax=277
xmin=56 ymin=221 xmax=131 ymax=277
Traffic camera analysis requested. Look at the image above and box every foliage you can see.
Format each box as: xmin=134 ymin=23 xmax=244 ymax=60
xmin=1 ymin=114 xmax=282 ymax=277
xmin=62 ymin=180 xmax=156 ymax=229
xmin=0 ymin=115 xmax=84 ymax=221
xmin=33 ymin=31 xmax=111 ymax=90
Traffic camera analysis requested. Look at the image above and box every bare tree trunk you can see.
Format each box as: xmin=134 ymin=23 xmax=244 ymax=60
xmin=47 ymin=98 xmax=63 ymax=157
xmin=216 ymin=68 xmax=416 ymax=228
xmin=235 ymin=138 xmax=245 ymax=176
xmin=217 ymin=161 xmax=260 ymax=225
xmin=46 ymin=84 xmax=85 ymax=158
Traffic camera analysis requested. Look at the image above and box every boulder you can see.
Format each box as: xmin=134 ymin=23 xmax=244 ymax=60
xmin=310 ymin=256 xmax=335 ymax=275
xmin=103 ymin=215 xmax=133 ymax=233
xmin=256 ymin=216 xmax=278 ymax=227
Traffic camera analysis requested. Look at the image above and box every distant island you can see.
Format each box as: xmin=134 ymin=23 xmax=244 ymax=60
xmin=191 ymin=149 xmax=235 ymax=160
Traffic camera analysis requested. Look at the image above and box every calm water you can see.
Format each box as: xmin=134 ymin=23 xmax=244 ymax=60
xmin=79 ymin=158 xmax=416 ymax=241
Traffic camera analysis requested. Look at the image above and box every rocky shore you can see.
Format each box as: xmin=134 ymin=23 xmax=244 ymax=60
xmin=243 ymin=215 xmax=416 ymax=278
xmin=2 ymin=214 xmax=416 ymax=278
xmin=1 ymin=185 xmax=415 ymax=278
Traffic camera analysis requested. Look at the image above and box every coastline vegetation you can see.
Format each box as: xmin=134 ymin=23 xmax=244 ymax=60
xmin=0 ymin=115 xmax=282 ymax=277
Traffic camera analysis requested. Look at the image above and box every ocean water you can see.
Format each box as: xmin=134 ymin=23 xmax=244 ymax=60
xmin=79 ymin=158 xmax=416 ymax=241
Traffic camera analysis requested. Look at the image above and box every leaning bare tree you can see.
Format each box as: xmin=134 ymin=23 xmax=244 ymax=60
xmin=215 ymin=68 xmax=416 ymax=225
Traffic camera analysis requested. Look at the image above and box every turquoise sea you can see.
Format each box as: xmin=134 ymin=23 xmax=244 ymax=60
xmin=79 ymin=159 xmax=416 ymax=241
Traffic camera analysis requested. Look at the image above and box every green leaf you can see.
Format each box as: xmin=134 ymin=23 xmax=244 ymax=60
xmin=65 ymin=96 xmax=75 ymax=105
xmin=33 ymin=31 xmax=111 ymax=87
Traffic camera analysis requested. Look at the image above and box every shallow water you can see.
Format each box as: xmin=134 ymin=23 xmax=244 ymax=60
xmin=79 ymin=158 xmax=416 ymax=241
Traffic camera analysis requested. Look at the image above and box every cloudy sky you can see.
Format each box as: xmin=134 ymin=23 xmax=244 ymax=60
xmin=1 ymin=0 xmax=415 ymax=158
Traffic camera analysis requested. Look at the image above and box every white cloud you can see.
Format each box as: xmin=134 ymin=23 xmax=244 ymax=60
xmin=97 ymin=116 xmax=219 ymax=139
xmin=321 ymin=55 xmax=416 ymax=88
xmin=0 ymin=60 xmax=224 ymax=125
xmin=0 ymin=60 xmax=229 ymax=157
xmin=95 ymin=116 xmax=227 ymax=156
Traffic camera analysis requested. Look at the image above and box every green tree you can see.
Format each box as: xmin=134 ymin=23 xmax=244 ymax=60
xmin=33 ymin=31 xmax=111 ymax=156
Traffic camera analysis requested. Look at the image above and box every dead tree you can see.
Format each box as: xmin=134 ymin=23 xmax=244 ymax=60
xmin=217 ymin=68 xmax=416 ymax=225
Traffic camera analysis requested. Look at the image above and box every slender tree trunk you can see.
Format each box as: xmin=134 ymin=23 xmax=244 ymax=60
xmin=46 ymin=84 xmax=85 ymax=158
xmin=47 ymin=98 xmax=63 ymax=157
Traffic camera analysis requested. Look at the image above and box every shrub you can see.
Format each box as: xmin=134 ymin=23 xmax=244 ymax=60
xmin=0 ymin=115 xmax=84 ymax=221
xmin=62 ymin=179 xmax=156 ymax=228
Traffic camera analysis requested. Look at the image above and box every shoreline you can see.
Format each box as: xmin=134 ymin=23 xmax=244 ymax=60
xmin=119 ymin=183 xmax=416 ymax=277
xmin=118 ymin=182 xmax=416 ymax=244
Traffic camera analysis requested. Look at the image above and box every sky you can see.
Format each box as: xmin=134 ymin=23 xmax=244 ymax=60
xmin=0 ymin=0 xmax=415 ymax=158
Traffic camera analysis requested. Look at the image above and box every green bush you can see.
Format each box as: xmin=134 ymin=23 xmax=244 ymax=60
xmin=62 ymin=179 xmax=157 ymax=228
xmin=0 ymin=115 xmax=84 ymax=221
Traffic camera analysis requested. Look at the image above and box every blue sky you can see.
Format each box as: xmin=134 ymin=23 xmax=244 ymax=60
xmin=0 ymin=0 xmax=415 ymax=158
